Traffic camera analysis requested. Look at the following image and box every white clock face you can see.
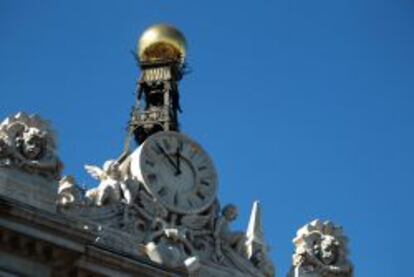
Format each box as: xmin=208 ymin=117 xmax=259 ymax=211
xmin=130 ymin=131 xmax=218 ymax=214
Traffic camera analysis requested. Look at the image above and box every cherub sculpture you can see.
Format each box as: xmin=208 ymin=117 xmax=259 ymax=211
xmin=84 ymin=160 xmax=132 ymax=206
xmin=0 ymin=113 xmax=62 ymax=179
xmin=213 ymin=204 xmax=247 ymax=262
xmin=57 ymin=175 xmax=82 ymax=207
xmin=290 ymin=220 xmax=353 ymax=277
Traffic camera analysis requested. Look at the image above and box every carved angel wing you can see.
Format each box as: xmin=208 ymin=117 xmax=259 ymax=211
xmin=84 ymin=165 xmax=105 ymax=180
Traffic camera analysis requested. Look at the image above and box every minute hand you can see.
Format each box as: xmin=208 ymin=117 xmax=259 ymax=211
xmin=155 ymin=143 xmax=178 ymax=171
xmin=175 ymin=147 xmax=181 ymax=175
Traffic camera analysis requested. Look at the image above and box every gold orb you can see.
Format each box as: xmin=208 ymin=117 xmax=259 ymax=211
xmin=138 ymin=24 xmax=187 ymax=63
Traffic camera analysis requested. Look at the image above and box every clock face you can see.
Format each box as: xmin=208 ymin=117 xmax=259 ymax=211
xmin=130 ymin=131 xmax=218 ymax=214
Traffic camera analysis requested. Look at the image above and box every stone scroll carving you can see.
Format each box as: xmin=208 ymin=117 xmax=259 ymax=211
xmin=288 ymin=220 xmax=353 ymax=277
xmin=0 ymin=112 xmax=62 ymax=180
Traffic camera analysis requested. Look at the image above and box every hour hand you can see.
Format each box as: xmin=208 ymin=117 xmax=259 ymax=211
xmin=155 ymin=143 xmax=178 ymax=172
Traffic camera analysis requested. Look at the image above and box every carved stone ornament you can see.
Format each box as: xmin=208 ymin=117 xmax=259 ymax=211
xmin=84 ymin=160 xmax=135 ymax=206
xmin=0 ymin=112 xmax=62 ymax=180
xmin=289 ymin=220 xmax=353 ymax=277
xmin=56 ymin=148 xmax=275 ymax=276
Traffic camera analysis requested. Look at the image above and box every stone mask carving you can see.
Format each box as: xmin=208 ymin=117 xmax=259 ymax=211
xmin=314 ymin=235 xmax=339 ymax=266
xmin=290 ymin=219 xmax=353 ymax=277
xmin=0 ymin=113 xmax=62 ymax=179
xmin=16 ymin=129 xmax=46 ymax=160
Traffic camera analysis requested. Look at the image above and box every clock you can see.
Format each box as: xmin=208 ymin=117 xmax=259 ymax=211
xmin=130 ymin=131 xmax=218 ymax=214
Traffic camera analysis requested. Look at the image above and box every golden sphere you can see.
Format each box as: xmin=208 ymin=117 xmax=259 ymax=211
xmin=138 ymin=24 xmax=187 ymax=63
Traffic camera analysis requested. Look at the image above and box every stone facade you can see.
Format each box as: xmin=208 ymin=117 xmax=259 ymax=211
xmin=0 ymin=195 xmax=184 ymax=277
xmin=0 ymin=113 xmax=275 ymax=277
xmin=0 ymin=112 xmax=354 ymax=277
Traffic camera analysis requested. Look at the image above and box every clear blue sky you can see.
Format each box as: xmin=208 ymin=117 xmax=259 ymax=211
xmin=1 ymin=1 xmax=413 ymax=275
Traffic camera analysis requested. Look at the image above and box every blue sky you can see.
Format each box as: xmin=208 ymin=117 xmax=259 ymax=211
xmin=1 ymin=1 xmax=413 ymax=275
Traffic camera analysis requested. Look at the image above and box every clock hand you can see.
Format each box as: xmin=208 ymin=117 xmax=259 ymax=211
xmin=175 ymin=147 xmax=181 ymax=175
xmin=155 ymin=142 xmax=179 ymax=172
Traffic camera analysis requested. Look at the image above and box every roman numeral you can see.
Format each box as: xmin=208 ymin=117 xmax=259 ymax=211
xmin=187 ymin=198 xmax=194 ymax=208
xmin=174 ymin=192 xmax=180 ymax=205
xmin=196 ymin=191 xmax=206 ymax=200
xmin=158 ymin=187 xmax=168 ymax=197
xmin=198 ymin=165 xmax=207 ymax=171
xmin=145 ymin=159 xmax=155 ymax=167
xmin=198 ymin=185 xmax=211 ymax=196
xmin=151 ymin=144 xmax=162 ymax=155
xmin=178 ymin=140 xmax=184 ymax=151
xmin=147 ymin=173 xmax=157 ymax=183
xmin=162 ymin=139 xmax=171 ymax=150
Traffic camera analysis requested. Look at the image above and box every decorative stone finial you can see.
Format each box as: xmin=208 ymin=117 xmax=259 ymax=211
xmin=246 ymin=201 xmax=266 ymax=258
xmin=245 ymin=201 xmax=275 ymax=277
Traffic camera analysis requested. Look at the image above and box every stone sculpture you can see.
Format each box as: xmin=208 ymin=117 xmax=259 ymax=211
xmin=0 ymin=109 xmax=357 ymax=277
xmin=57 ymin=175 xmax=81 ymax=207
xmin=213 ymin=204 xmax=247 ymax=262
xmin=0 ymin=112 xmax=62 ymax=179
xmin=84 ymin=160 xmax=133 ymax=206
xmin=53 ymin=153 xmax=275 ymax=276
xmin=289 ymin=220 xmax=353 ymax=277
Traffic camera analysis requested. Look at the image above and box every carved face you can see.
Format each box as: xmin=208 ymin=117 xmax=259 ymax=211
xmin=107 ymin=167 xmax=121 ymax=180
xmin=223 ymin=205 xmax=238 ymax=222
xmin=20 ymin=132 xmax=44 ymax=160
xmin=314 ymin=235 xmax=339 ymax=265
